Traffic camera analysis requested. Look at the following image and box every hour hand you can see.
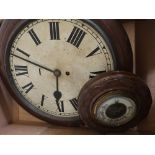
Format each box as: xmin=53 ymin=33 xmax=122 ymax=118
xmin=53 ymin=69 xmax=63 ymax=111
xmin=53 ymin=90 xmax=62 ymax=102
xmin=53 ymin=91 xmax=64 ymax=112
xmin=53 ymin=69 xmax=62 ymax=101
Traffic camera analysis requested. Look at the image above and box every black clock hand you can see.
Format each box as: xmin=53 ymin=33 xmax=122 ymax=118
xmin=11 ymin=53 xmax=54 ymax=73
xmin=54 ymin=76 xmax=62 ymax=101
xmin=53 ymin=70 xmax=62 ymax=108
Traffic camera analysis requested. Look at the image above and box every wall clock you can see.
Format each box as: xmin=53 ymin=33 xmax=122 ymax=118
xmin=0 ymin=19 xmax=133 ymax=126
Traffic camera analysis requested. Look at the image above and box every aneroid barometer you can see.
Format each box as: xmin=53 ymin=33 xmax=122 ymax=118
xmin=78 ymin=71 xmax=152 ymax=132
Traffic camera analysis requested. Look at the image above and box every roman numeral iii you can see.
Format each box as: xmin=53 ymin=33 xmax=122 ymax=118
xmin=49 ymin=22 xmax=60 ymax=40
xmin=28 ymin=29 xmax=41 ymax=45
xmin=14 ymin=65 xmax=28 ymax=76
xmin=67 ymin=26 xmax=86 ymax=48
xmin=89 ymin=70 xmax=106 ymax=78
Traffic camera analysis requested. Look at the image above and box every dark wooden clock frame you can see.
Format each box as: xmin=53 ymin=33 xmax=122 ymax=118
xmin=0 ymin=19 xmax=133 ymax=126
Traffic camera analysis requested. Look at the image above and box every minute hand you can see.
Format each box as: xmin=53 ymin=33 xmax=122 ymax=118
xmin=11 ymin=53 xmax=54 ymax=73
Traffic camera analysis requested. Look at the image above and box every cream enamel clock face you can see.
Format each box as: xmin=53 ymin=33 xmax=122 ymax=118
xmin=6 ymin=19 xmax=115 ymax=125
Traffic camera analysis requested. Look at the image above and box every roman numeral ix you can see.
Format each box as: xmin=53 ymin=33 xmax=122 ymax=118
xmin=14 ymin=65 xmax=28 ymax=76
xmin=67 ymin=26 xmax=86 ymax=48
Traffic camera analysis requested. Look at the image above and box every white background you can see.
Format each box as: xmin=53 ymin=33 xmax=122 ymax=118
xmin=0 ymin=0 xmax=155 ymax=154
xmin=0 ymin=0 xmax=155 ymax=19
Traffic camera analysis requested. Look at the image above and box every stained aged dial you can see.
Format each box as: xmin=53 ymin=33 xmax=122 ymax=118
xmin=0 ymin=19 xmax=133 ymax=126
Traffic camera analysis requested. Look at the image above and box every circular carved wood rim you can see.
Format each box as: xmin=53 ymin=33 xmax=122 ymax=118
xmin=78 ymin=71 xmax=152 ymax=132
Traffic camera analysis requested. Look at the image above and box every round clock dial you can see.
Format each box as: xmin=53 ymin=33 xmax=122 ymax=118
xmin=0 ymin=19 xmax=133 ymax=126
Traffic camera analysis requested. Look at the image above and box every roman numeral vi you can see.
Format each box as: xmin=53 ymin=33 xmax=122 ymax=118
xmin=56 ymin=101 xmax=64 ymax=112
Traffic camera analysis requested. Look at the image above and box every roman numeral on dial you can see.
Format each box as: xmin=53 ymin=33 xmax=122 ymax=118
xmin=67 ymin=26 xmax=86 ymax=48
xmin=86 ymin=46 xmax=101 ymax=57
xmin=14 ymin=65 xmax=28 ymax=76
xmin=56 ymin=101 xmax=64 ymax=112
xmin=41 ymin=95 xmax=45 ymax=106
xmin=69 ymin=98 xmax=78 ymax=111
xmin=41 ymin=95 xmax=48 ymax=106
xmin=16 ymin=48 xmax=30 ymax=57
xmin=89 ymin=70 xmax=106 ymax=78
xmin=22 ymin=82 xmax=34 ymax=94
xmin=49 ymin=22 xmax=60 ymax=40
xmin=28 ymin=29 xmax=41 ymax=45
xmin=39 ymin=68 xmax=42 ymax=75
